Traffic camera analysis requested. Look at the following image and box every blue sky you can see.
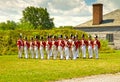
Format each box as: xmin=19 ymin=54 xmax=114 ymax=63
xmin=85 ymin=0 xmax=97 ymax=5
xmin=0 ymin=0 xmax=120 ymax=27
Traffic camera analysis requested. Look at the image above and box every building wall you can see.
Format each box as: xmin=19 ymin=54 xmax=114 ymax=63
xmin=75 ymin=27 xmax=120 ymax=49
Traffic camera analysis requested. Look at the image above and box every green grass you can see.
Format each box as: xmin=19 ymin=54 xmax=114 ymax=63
xmin=0 ymin=50 xmax=120 ymax=82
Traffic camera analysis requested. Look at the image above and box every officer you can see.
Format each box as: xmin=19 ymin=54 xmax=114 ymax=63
xmin=17 ymin=34 xmax=24 ymax=58
xmin=24 ymin=37 xmax=30 ymax=59
xmin=93 ymin=35 xmax=101 ymax=59
xmin=87 ymin=35 xmax=93 ymax=59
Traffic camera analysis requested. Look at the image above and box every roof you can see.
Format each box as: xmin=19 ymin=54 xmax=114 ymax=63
xmin=75 ymin=9 xmax=120 ymax=28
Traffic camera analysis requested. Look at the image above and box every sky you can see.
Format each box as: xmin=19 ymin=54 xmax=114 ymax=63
xmin=0 ymin=0 xmax=120 ymax=27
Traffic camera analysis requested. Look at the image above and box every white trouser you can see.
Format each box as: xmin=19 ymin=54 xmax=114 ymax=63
xmin=81 ymin=45 xmax=86 ymax=58
xmin=94 ymin=45 xmax=99 ymax=59
xmin=18 ymin=46 xmax=23 ymax=58
xmin=24 ymin=46 xmax=28 ymax=58
xmin=46 ymin=46 xmax=50 ymax=59
xmin=29 ymin=47 xmax=34 ymax=58
xmin=64 ymin=46 xmax=70 ymax=60
xmin=52 ymin=45 xmax=58 ymax=59
xmin=88 ymin=46 xmax=93 ymax=58
xmin=72 ymin=46 xmax=76 ymax=60
xmin=50 ymin=49 xmax=52 ymax=57
xmin=58 ymin=46 xmax=64 ymax=59
xmin=34 ymin=46 xmax=39 ymax=59
xmin=40 ymin=46 xmax=44 ymax=59
xmin=75 ymin=48 xmax=79 ymax=58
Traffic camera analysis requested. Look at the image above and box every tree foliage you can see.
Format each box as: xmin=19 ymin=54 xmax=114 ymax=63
xmin=22 ymin=6 xmax=54 ymax=29
xmin=0 ymin=20 xmax=17 ymax=30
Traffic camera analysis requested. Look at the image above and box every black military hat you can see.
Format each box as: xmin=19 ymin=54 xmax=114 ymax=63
xmin=72 ymin=36 xmax=75 ymax=39
xmin=58 ymin=35 xmax=62 ymax=38
xmin=49 ymin=35 xmax=53 ymax=38
xmin=70 ymin=34 xmax=73 ymax=38
xmin=64 ymin=36 xmax=68 ymax=39
xmin=47 ymin=35 xmax=50 ymax=39
xmin=75 ymin=34 xmax=78 ymax=38
xmin=60 ymin=35 xmax=63 ymax=38
xmin=35 ymin=35 xmax=38 ymax=39
xmin=94 ymin=35 xmax=98 ymax=38
xmin=30 ymin=37 xmax=33 ymax=40
xmin=24 ymin=36 xmax=27 ymax=40
xmin=53 ymin=36 xmax=57 ymax=39
xmin=82 ymin=34 xmax=85 ymax=38
xmin=41 ymin=36 xmax=43 ymax=40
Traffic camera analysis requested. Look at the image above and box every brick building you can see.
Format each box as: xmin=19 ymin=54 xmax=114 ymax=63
xmin=74 ymin=3 xmax=120 ymax=49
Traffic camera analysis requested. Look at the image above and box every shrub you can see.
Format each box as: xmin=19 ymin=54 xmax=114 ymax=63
xmin=100 ymin=39 xmax=115 ymax=53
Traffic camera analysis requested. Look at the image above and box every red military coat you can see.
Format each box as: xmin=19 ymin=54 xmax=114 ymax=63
xmin=47 ymin=40 xmax=52 ymax=50
xmin=30 ymin=41 xmax=35 ymax=48
xmin=87 ymin=40 xmax=93 ymax=47
xmin=17 ymin=39 xmax=24 ymax=48
xmin=24 ymin=41 xmax=30 ymax=48
xmin=93 ymin=40 xmax=101 ymax=49
xmin=54 ymin=40 xmax=59 ymax=48
xmin=80 ymin=39 xmax=87 ymax=47
xmin=42 ymin=41 xmax=46 ymax=49
xmin=34 ymin=40 xmax=40 ymax=49
xmin=74 ymin=40 xmax=80 ymax=50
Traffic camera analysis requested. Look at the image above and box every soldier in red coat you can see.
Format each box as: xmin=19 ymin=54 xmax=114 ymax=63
xmin=52 ymin=36 xmax=58 ymax=59
xmin=64 ymin=36 xmax=70 ymax=60
xmin=93 ymin=35 xmax=101 ymax=59
xmin=46 ymin=35 xmax=52 ymax=59
xmin=71 ymin=36 xmax=76 ymax=59
xmin=80 ymin=34 xmax=87 ymax=58
xmin=34 ymin=36 xmax=40 ymax=59
xmin=58 ymin=35 xmax=65 ymax=59
xmin=68 ymin=34 xmax=73 ymax=58
xmin=24 ymin=37 xmax=30 ymax=59
xmin=29 ymin=37 xmax=35 ymax=58
xmin=17 ymin=35 xmax=24 ymax=58
xmin=40 ymin=36 xmax=46 ymax=59
xmin=74 ymin=35 xmax=80 ymax=58
xmin=87 ymin=35 xmax=93 ymax=59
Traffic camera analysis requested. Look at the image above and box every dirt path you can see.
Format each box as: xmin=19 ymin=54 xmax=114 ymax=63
xmin=56 ymin=73 xmax=120 ymax=82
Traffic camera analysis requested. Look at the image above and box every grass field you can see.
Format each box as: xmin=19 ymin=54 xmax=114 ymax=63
xmin=0 ymin=50 xmax=120 ymax=82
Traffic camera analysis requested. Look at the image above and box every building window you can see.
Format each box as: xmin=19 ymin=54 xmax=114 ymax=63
xmin=106 ymin=34 xmax=114 ymax=42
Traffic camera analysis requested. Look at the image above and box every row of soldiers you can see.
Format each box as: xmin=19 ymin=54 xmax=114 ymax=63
xmin=17 ymin=34 xmax=100 ymax=60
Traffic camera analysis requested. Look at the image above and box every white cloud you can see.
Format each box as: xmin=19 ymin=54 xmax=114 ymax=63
xmin=53 ymin=16 xmax=92 ymax=27
xmin=0 ymin=0 xmax=119 ymax=26
xmin=97 ymin=0 xmax=120 ymax=14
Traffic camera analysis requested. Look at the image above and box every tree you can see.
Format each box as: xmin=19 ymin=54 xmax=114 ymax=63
xmin=22 ymin=6 xmax=54 ymax=29
xmin=6 ymin=20 xmax=17 ymax=30
xmin=0 ymin=20 xmax=17 ymax=30
xmin=17 ymin=20 xmax=34 ymax=30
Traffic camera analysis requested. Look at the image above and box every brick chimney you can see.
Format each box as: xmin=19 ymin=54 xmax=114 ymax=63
xmin=93 ymin=3 xmax=103 ymax=25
